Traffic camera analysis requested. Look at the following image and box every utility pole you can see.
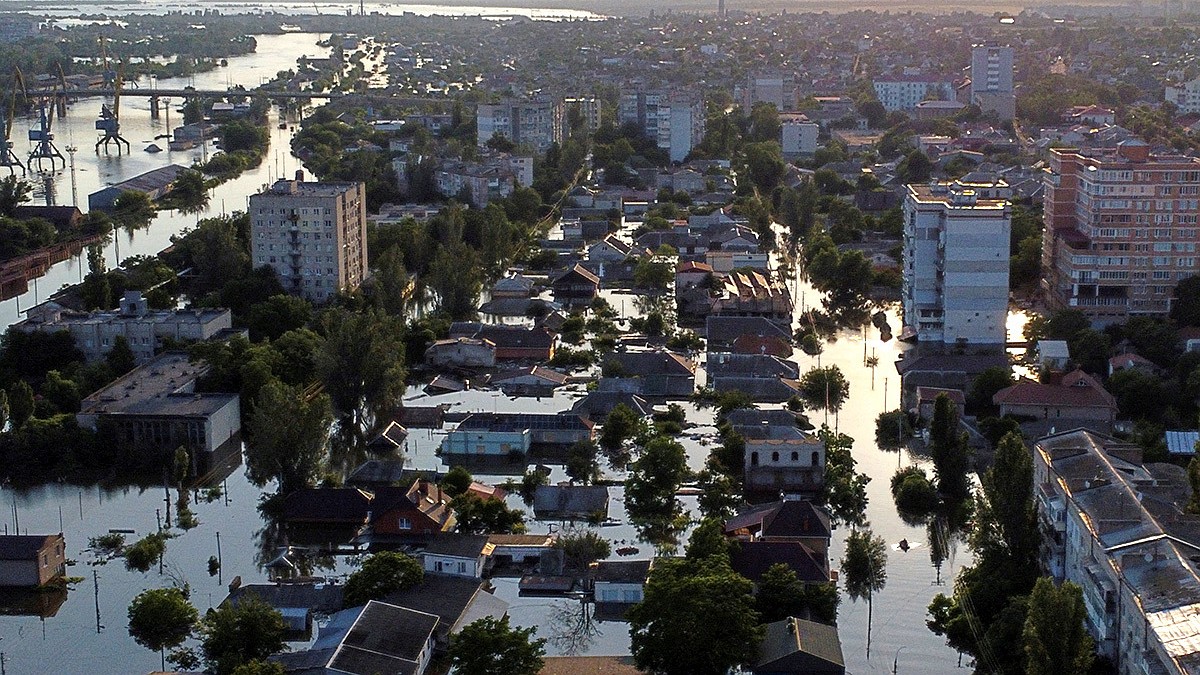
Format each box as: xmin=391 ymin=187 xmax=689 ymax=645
xmin=93 ymin=570 xmax=102 ymax=633
xmin=65 ymin=146 xmax=78 ymax=207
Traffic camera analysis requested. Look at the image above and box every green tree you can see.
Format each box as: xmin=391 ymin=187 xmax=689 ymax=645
xmin=553 ymin=528 xmax=612 ymax=574
xmin=231 ymin=662 xmax=285 ymax=675
xmin=427 ymin=242 xmax=483 ymax=320
xmin=128 ymin=587 xmax=199 ymax=670
xmin=565 ymin=439 xmax=601 ymax=485
xmin=451 ymin=493 xmax=526 ymax=534
xmin=975 ymin=432 xmax=1036 ymax=570
xmin=517 ymin=468 xmax=547 ymax=506
xmin=169 ymin=169 xmax=210 ymax=214
xmin=625 ymin=435 xmax=691 ymax=550
xmin=755 ymin=562 xmax=839 ymax=625
xmin=9 ymin=380 xmax=36 ymax=430
xmin=0 ymin=175 xmax=31 ymax=216
xmin=1171 ymin=275 xmax=1200 ymax=327
xmin=124 ymin=532 xmax=169 ymax=573
xmin=743 ymin=141 xmax=786 ymax=193
xmin=683 ymin=518 xmax=732 ymax=563
xmin=106 ymin=335 xmax=137 ymax=375
xmin=799 ymin=366 xmax=850 ymax=419
xmin=599 ymin=403 xmax=642 ymax=467
xmin=819 ymin=427 xmax=870 ymax=527
xmin=199 ymin=596 xmax=287 ymax=675
xmin=842 ymin=527 xmax=888 ymax=647
xmin=245 ymin=381 xmax=333 ymax=494
xmin=628 ymin=556 xmax=763 ymax=675
xmin=929 ymin=393 xmax=970 ymax=500
xmin=316 ymin=309 xmax=407 ymax=432
xmin=633 ymin=257 xmax=674 ymax=292
xmin=1023 ymin=578 xmax=1094 ymax=675
xmin=0 ymin=389 xmax=10 ymax=431
xmin=874 ymin=409 xmax=912 ymax=449
xmin=245 ymin=295 xmax=313 ymax=342
xmin=890 ymin=466 xmax=939 ymax=514
xmin=442 ymin=465 xmax=473 ymax=497
xmin=1189 ymin=455 xmax=1200 ymax=514
xmin=897 ymin=150 xmax=933 ymax=182
xmin=966 ymin=367 xmax=1014 ymax=416
xmin=81 ymin=245 xmax=113 ymax=310
xmin=111 ymin=190 xmax=157 ymax=230
xmin=449 ymin=616 xmax=546 ymax=675
xmin=343 ymin=551 xmax=424 ymax=608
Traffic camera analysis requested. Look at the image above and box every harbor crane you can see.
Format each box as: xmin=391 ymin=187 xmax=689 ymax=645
xmin=95 ymin=61 xmax=130 ymax=154
xmin=28 ymin=71 xmax=64 ymax=170
xmin=1 ymin=68 xmax=27 ymax=173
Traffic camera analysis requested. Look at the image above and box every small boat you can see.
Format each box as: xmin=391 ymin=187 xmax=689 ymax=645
xmin=616 ymin=546 xmax=640 ymax=556
xmin=892 ymin=539 xmax=922 ymax=552
xmin=144 ymin=143 xmax=162 ymax=153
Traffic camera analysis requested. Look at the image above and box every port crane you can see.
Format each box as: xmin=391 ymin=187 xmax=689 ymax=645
xmin=1 ymin=68 xmax=27 ymax=173
xmin=28 ymin=70 xmax=64 ymax=170
xmin=95 ymin=60 xmax=130 ymax=154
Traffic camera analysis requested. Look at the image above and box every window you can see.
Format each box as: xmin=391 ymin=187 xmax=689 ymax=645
xmin=771 ymin=451 xmax=779 ymax=462
xmin=750 ymin=452 xmax=759 ymax=466
xmin=791 ymin=451 xmax=799 ymax=462
xmin=812 ymin=451 xmax=820 ymax=466
xmin=398 ymin=517 xmax=412 ymax=530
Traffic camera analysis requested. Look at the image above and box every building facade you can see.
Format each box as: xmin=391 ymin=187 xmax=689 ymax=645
xmin=902 ymin=182 xmax=1011 ymax=345
xmin=780 ymin=117 xmax=819 ymax=156
xmin=249 ymin=178 xmax=368 ymax=303
xmin=872 ymin=76 xmax=954 ymax=112
xmin=1035 ymin=430 xmax=1200 ymax=674
xmin=1042 ymin=142 xmax=1200 ymax=324
xmin=0 ymin=535 xmax=66 ymax=587
xmin=970 ymin=43 xmax=1016 ymax=120
xmin=1166 ymin=76 xmax=1200 ymax=114
xmin=476 ymin=98 xmax=559 ymax=153
xmin=618 ymin=91 xmax=706 ymax=163
xmin=16 ymin=291 xmax=231 ymax=364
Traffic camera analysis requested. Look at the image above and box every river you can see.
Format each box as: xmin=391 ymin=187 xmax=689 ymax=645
xmin=1 ymin=28 xmax=983 ymax=675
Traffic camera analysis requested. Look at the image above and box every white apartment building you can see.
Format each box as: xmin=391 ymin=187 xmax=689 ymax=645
xmin=16 ymin=291 xmax=231 ymax=364
xmin=970 ymin=44 xmax=1016 ymax=120
xmin=249 ymin=177 xmax=368 ymax=303
xmin=738 ymin=73 xmax=793 ymax=111
xmin=561 ymin=96 xmax=602 ymax=134
xmin=1166 ymin=75 xmax=1200 ymax=114
xmin=618 ymin=91 xmax=706 ymax=163
xmin=1035 ymin=429 xmax=1200 ymax=675
xmin=475 ymin=98 xmax=559 ymax=153
xmin=780 ymin=116 xmax=819 ymax=156
xmin=872 ymin=76 xmax=954 ymax=112
xmin=902 ymin=182 xmax=1011 ymax=345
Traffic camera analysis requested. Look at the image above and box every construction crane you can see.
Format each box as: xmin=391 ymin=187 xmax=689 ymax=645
xmin=28 ymin=69 xmax=64 ymax=170
xmin=1 ymin=68 xmax=27 ymax=173
xmin=95 ymin=60 xmax=129 ymax=154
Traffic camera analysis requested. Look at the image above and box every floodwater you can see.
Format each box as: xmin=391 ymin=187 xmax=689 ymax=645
xmin=0 ymin=29 xmax=994 ymax=675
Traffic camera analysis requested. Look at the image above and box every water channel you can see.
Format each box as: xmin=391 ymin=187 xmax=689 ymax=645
xmin=0 ymin=26 xmax=993 ymax=675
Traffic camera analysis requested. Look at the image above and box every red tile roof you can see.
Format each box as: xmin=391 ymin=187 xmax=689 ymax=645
xmin=993 ymin=370 xmax=1116 ymax=409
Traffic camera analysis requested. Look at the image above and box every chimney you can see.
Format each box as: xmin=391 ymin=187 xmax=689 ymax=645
xmin=295 ymin=169 xmax=305 ymax=182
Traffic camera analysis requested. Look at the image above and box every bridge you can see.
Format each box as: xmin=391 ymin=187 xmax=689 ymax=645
xmin=41 ymin=87 xmax=344 ymax=100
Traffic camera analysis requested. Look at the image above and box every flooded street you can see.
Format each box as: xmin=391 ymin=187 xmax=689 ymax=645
xmin=0 ymin=29 xmax=993 ymax=675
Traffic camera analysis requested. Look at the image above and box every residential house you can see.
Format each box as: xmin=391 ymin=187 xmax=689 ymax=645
xmin=273 ymin=601 xmax=439 ymax=675
xmin=731 ymin=540 xmax=829 ymax=584
xmin=421 ymin=534 xmax=492 ymax=579
xmin=603 ymin=350 xmax=697 ymax=397
xmin=675 ymin=260 xmax=714 ymax=291
xmin=425 ymin=338 xmax=497 ymax=369
xmin=992 ymin=370 xmax=1117 ymax=425
xmin=381 ymin=574 xmax=509 ymax=647
xmin=914 ymin=387 xmax=966 ymax=421
xmin=744 ymin=436 xmax=826 ymax=500
xmin=487 ymin=533 xmax=558 ymax=569
xmin=732 ymin=334 xmax=793 ymax=358
xmin=591 ymin=559 xmax=653 ymax=610
xmin=491 ymin=274 xmax=534 ymax=299
xmin=366 ymin=420 xmax=409 ymax=453
xmin=561 ymin=218 xmax=612 ymax=243
xmin=347 ymin=459 xmax=409 ymax=489
xmin=706 ymin=250 xmax=771 ymax=273
xmin=711 ymin=271 xmax=793 ymax=324
xmin=442 ymin=413 xmax=594 ymax=456
xmin=225 ymin=583 xmax=345 ymax=639
xmin=1038 ymin=340 xmax=1071 ymax=372
xmin=706 ymin=316 xmax=792 ymax=351
xmin=551 ymin=264 xmax=601 ymax=306
xmin=450 ymin=324 xmax=556 ymax=361
xmin=640 ymin=231 xmax=705 ymax=258
xmin=707 ymin=352 xmax=802 ymax=402
xmin=1109 ymin=352 xmax=1160 ymax=377
xmin=571 ymin=388 xmax=651 ymax=422
xmin=1164 ymin=430 xmax=1199 ymax=457
xmin=724 ymin=499 xmax=832 ymax=562
xmin=491 ymin=366 xmax=569 ymax=397
xmin=0 ymin=535 xmax=66 ymax=587
xmin=282 ymin=488 xmax=373 ymax=527
xmin=532 ymin=484 xmax=610 ymax=520
xmin=753 ymin=617 xmax=845 ymax=675
xmin=588 ymin=234 xmax=642 ymax=263
xmin=365 ymin=479 xmax=456 ymax=544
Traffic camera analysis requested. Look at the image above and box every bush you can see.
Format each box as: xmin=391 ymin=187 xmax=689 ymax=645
xmin=124 ymin=532 xmax=170 ymax=573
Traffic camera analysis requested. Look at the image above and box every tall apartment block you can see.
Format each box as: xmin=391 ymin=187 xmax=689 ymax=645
xmin=1042 ymin=141 xmax=1200 ymax=324
xmin=618 ymin=91 xmax=705 ymax=163
xmin=249 ymin=176 xmax=368 ymax=303
xmin=738 ymin=72 xmax=794 ymax=111
xmin=561 ymin=96 xmax=602 ymax=134
xmin=902 ymin=181 xmax=1011 ymax=346
xmin=969 ymin=43 xmax=1016 ymax=120
xmin=475 ymin=98 xmax=559 ymax=153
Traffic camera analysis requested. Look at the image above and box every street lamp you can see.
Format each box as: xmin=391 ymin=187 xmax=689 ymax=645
xmin=893 ymin=646 xmax=907 ymax=674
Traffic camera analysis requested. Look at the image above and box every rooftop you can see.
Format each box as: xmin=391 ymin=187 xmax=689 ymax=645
xmin=78 ymin=352 xmax=237 ymax=419
xmin=0 ymin=534 xmax=61 ymax=561
xmin=257 ymin=178 xmax=361 ymax=198
xmin=906 ymin=183 xmax=1008 ymax=209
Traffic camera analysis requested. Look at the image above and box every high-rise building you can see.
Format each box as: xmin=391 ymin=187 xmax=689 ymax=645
xmin=969 ymin=43 xmax=1016 ymax=120
xmin=739 ymin=73 xmax=793 ymax=112
xmin=618 ymin=91 xmax=705 ymax=163
xmin=560 ymin=97 xmax=602 ymax=135
xmin=902 ymin=181 xmax=1011 ymax=346
xmin=249 ymin=176 xmax=368 ymax=303
xmin=475 ymin=97 xmax=559 ymax=153
xmin=1042 ymin=142 xmax=1200 ymax=324
xmin=780 ymin=115 xmax=819 ymax=157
